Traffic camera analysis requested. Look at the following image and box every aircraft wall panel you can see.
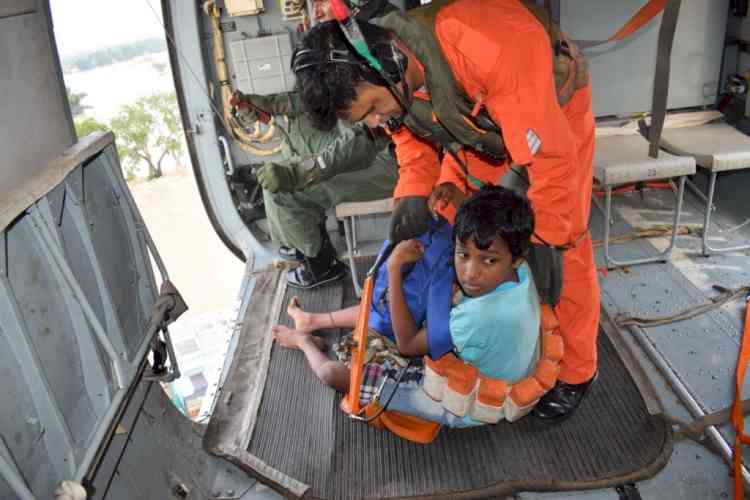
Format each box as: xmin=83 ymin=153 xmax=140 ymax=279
xmin=562 ymin=0 xmax=729 ymax=117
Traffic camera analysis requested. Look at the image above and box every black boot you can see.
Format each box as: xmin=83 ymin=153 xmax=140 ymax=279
xmin=286 ymin=233 xmax=346 ymax=290
xmin=531 ymin=371 xmax=598 ymax=424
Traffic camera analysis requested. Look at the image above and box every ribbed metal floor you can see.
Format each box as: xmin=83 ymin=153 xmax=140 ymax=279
xmin=241 ymin=261 xmax=672 ymax=499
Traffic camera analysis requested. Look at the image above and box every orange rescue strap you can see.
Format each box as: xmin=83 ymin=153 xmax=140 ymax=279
xmin=574 ymin=0 xmax=669 ymax=50
xmin=339 ymin=251 xmax=441 ymax=444
xmin=731 ymin=291 xmax=750 ymax=499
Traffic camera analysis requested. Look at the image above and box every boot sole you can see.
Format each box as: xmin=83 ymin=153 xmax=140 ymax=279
xmin=286 ymin=267 xmax=346 ymax=290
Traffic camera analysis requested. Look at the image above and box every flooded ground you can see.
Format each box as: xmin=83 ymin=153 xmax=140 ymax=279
xmin=64 ymin=51 xmax=174 ymax=122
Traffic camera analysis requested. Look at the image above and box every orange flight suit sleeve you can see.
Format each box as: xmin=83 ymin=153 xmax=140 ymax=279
xmin=435 ymin=0 xmax=579 ymax=246
xmin=389 ymin=126 xmax=442 ymax=199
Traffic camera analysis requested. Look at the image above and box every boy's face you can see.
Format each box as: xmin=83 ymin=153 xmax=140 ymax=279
xmin=345 ymin=82 xmax=404 ymax=129
xmin=454 ymin=236 xmax=519 ymax=298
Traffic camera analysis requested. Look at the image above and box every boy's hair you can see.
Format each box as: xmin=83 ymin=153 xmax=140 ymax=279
xmin=453 ymin=185 xmax=535 ymax=260
xmin=294 ymin=21 xmax=393 ymax=131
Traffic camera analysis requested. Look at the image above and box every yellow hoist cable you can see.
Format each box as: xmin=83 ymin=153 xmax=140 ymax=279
xmin=204 ymin=1 xmax=284 ymax=156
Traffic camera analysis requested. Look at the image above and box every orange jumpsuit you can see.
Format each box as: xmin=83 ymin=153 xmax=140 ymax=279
xmin=390 ymin=0 xmax=599 ymax=384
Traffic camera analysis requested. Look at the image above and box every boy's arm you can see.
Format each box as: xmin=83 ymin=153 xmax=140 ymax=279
xmin=387 ymin=241 xmax=429 ymax=357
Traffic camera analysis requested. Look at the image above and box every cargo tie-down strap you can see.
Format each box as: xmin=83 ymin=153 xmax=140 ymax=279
xmin=615 ymin=285 xmax=750 ymax=329
xmin=573 ymin=0 xmax=672 ymax=50
xmin=731 ymin=291 xmax=750 ymax=499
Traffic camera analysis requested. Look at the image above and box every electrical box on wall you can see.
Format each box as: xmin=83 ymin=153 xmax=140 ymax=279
xmin=281 ymin=0 xmax=305 ymax=21
xmin=230 ymin=33 xmax=296 ymax=95
xmin=226 ymin=0 xmax=264 ymax=16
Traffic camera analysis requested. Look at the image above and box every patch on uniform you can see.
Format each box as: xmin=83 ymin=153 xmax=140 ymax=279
xmin=526 ymin=129 xmax=542 ymax=156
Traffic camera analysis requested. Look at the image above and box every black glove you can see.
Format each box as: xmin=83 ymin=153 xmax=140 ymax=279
xmin=389 ymin=196 xmax=431 ymax=243
xmin=526 ymin=243 xmax=564 ymax=306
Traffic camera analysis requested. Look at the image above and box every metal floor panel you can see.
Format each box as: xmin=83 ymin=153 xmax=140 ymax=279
xmin=589 ymin=177 xmax=750 ymax=468
xmin=203 ymin=172 xmax=750 ymax=500
xmin=218 ymin=261 xmax=672 ymax=500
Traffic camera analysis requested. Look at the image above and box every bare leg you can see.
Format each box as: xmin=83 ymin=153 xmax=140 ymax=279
xmin=273 ymin=325 xmax=350 ymax=392
xmin=286 ymin=296 xmax=361 ymax=333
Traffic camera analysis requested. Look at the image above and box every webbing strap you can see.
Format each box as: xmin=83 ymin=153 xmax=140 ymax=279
xmin=575 ymin=0 xmax=668 ymax=50
xmin=665 ymin=398 xmax=750 ymax=444
xmin=644 ymin=0 xmax=682 ymax=158
xmin=342 ymin=244 xmax=394 ymax=416
xmin=731 ymin=292 xmax=750 ymax=499
xmin=615 ymin=285 xmax=749 ymax=329
xmin=344 ymin=274 xmax=374 ymax=415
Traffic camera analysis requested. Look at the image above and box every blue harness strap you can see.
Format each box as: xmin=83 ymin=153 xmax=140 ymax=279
xmin=367 ymin=219 xmax=455 ymax=347
xmin=426 ymin=265 xmax=455 ymax=360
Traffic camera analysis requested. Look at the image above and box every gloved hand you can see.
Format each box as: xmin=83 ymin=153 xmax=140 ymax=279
xmin=256 ymin=159 xmax=321 ymax=193
xmin=525 ymin=243 xmax=564 ymax=306
xmin=388 ymin=196 xmax=431 ymax=243
xmin=230 ymin=91 xmax=297 ymax=125
xmin=230 ymin=90 xmax=271 ymax=125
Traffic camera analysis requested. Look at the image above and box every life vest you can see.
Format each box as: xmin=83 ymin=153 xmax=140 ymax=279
xmin=422 ymin=304 xmax=564 ymax=423
xmin=354 ymin=304 xmax=563 ymax=443
xmin=377 ymin=0 xmax=589 ymax=161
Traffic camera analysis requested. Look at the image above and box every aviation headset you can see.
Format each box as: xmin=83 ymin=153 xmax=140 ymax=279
xmin=291 ymin=29 xmax=411 ymax=132
xmin=291 ymin=39 xmax=408 ymax=88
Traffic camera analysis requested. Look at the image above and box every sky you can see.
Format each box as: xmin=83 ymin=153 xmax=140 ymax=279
xmin=49 ymin=0 xmax=165 ymax=57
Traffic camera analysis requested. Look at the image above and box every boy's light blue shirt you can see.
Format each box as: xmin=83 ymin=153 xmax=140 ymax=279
xmin=449 ymin=262 xmax=541 ymax=382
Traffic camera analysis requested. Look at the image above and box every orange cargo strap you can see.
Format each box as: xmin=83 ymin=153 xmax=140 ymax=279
xmin=340 ymin=273 xmax=374 ymax=416
xmin=731 ymin=291 xmax=750 ymax=499
xmin=574 ymin=0 xmax=668 ymax=50
xmin=364 ymin=402 xmax=441 ymax=444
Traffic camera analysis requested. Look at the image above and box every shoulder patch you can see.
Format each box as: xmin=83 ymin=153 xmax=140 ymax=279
xmin=526 ymin=129 xmax=541 ymax=156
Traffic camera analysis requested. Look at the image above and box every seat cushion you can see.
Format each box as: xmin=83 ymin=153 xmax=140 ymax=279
xmin=594 ymin=135 xmax=695 ymax=186
xmin=660 ymin=123 xmax=750 ymax=172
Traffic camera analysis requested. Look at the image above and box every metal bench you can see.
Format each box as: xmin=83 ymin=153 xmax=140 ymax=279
xmin=659 ymin=123 xmax=750 ymax=256
xmin=594 ymin=134 xmax=696 ymax=269
xmin=335 ymin=198 xmax=394 ymax=297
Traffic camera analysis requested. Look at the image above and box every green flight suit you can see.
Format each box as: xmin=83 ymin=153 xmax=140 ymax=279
xmin=260 ymin=93 xmax=397 ymax=257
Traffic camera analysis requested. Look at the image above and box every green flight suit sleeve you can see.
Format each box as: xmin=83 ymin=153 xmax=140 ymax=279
xmin=313 ymin=124 xmax=392 ymax=183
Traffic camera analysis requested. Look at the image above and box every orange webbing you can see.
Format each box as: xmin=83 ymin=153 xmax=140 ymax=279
xmin=731 ymin=296 xmax=750 ymax=499
xmin=609 ymin=0 xmax=667 ymax=43
xmin=379 ymin=409 xmax=442 ymax=444
xmin=342 ymin=274 xmax=375 ymax=416
xmin=363 ymin=401 xmax=441 ymax=443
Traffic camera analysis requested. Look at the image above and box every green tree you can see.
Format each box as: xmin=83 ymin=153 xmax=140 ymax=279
xmin=66 ymin=86 xmax=89 ymax=116
xmin=148 ymin=92 xmax=184 ymax=169
xmin=110 ymin=92 xmax=185 ymax=180
xmin=74 ymin=116 xmax=108 ymax=138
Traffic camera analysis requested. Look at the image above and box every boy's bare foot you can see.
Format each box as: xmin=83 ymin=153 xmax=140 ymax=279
xmin=286 ymin=296 xmax=315 ymax=333
xmin=272 ymin=324 xmax=326 ymax=350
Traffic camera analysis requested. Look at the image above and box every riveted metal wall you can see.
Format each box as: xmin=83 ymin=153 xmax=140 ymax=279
xmin=0 ymin=139 xmax=161 ymax=499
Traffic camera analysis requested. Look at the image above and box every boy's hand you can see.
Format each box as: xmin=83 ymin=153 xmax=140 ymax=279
xmin=428 ymin=182 xmax=466 ymax=216
xmin=388 ymin=239 xmax=425 ymax=272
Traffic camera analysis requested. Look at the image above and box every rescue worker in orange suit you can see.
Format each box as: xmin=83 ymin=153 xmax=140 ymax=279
xmin=293 ymin=0 xmax=599 ymax=422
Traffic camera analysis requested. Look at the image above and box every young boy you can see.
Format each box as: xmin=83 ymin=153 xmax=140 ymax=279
xmin=273 ymin=186 xmax=539 ymax=424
